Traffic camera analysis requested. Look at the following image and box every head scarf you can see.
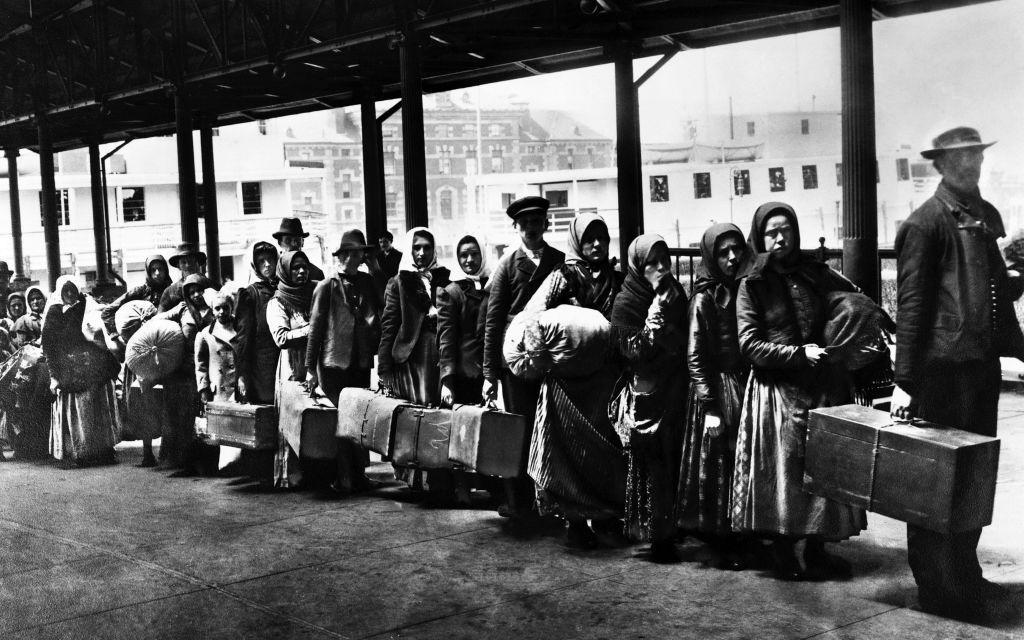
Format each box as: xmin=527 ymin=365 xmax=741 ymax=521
xmin=693 ymin=223 xmax=751 ymax=308
xmin=45 ymin=275 xmax=84 ymax=317
xmin=397 ymin=227 xmax=439 ymax=275
xmin=610 ymin=233 xmax=686 ymax=331
xmin=250 ymin=241 xmax=279 ymax=286
xmin=747 ymin=201 xmax=826 ymax=277
xmin=274 ymin=250 xmax=314 ymax=314
xmin=25 ymin=285 xmax=47 ymax=319
xmin=144 ymin=255 xmax=171 ymax=294
xmin=564 ymin=212 xmax=618 ymax=312
xmin=6 ymin=291 xmax=25 ymax=320
xmin=451 ymin=234 xmax=490 ymax=286
xmin=566 ymin=212 xmax=609 ymax=264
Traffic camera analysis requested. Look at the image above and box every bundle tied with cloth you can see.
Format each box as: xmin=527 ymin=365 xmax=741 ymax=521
xmin=503 ymin=305 xmax=611 ymax=381
xmin=822 ymin=291 xmax=896 ymax=405
xmin=125 ymin=319 xmax=185 ymax=386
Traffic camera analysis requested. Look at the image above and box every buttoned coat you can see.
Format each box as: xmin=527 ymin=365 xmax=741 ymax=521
xmin=482 ymin=245 xmax=565 ymax=380
xmin=437 ymin=279 xmax=489 ymax=381
xmin=195 ymin=323 xmax=243 ymax=402
xmin=377 ymin=267 xmax=451 ymax=376
xmin=305 ymin=272 xmax=382 ymax=373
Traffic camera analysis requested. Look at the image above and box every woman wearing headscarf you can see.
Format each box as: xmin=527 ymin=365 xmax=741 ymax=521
xmin=377 ymin=227 xmax=452 ymax=496
xmin=11 ymin=286 xmax=46 ymax=347
xmin=235 ymin=242 xmax=279 ymax=405
xmin=608 ymin=233 xmax=689 ymax=561
xmin=100 ymin=255 xmax=171 ymax=340
xmin=676 ymin=223 xmax=753 ymax=569
xmin=42 ymin=276 xmax=120 ymax=466
xmin=732 ymin=202 xmax=866 ymax=581
xmin=523 ymin=212 xmax=625 ymax=549
xmin=2 ymin=291 xmax=25 ymax=333
xmin=438 ymin=235 xmax=490 ymax=407
xmin=267 ymin=250 xmax=316 ymax=488
xmin=154 ymin=273 xmax=215 ymax=473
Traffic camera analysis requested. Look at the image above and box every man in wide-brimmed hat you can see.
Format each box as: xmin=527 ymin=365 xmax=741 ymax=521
xmin=893 ymin=126 xmax=1021 ymax=619
xmin=272 ymin=217 xmax=325 ymax=281
xmin=158 ymin=242 xmax=212 ymax=311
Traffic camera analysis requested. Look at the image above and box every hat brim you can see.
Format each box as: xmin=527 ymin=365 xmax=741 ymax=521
xmin=169 ymin=252 xmax=206 ymax=268
xmin=332 ymin=244 xmax=374 ymax=256
xmin=272 ymin=231 xmax=310 ymax=239
xmin=507 ymin=206 xmax=549 ymax=220
xmin=921 ymin=140 xmax=996 ymax=159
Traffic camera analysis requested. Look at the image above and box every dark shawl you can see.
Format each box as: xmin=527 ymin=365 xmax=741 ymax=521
xmin=562 ymin=212 xmax=619 ymax=313
xmin=144 ymin=254 xmax=171 ymax=295
xmin=746 ymin=201 xmax=824 ymax=279
xmin=610 ymin=233 xmax=687 ymax=331
xmin=274 ymin=250 xmax=314 ymax=315
xmin=693 ymin=222 xmax=750 ymax=308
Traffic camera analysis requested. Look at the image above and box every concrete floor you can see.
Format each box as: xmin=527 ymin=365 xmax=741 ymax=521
xmin=2 ymin=397 xmax=1024 ymax=639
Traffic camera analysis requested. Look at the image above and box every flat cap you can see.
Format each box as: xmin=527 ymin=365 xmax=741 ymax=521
xmin=506 ymin=195 xmax=550 ymax=221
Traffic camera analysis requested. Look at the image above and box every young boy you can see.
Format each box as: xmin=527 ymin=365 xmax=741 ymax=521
xmin=195 ymin=292 xmax=244 ymax=404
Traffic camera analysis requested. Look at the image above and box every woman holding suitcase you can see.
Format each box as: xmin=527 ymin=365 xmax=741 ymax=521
xmin=377 ymin=227 xmax=453 ymax=498
xmin=731 ymin=202 xmax=865 ymax=580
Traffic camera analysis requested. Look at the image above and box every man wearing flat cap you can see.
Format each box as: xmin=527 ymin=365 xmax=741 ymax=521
xmin=273 ymin=217 xmax=326 ymax=282
xmin=483 ymin=195 xmax=565 ymax=518
xmin=893 ymin=127 xmax=1024 ymax=618
xmin=158 ymin=242 xmax=212 ymax=312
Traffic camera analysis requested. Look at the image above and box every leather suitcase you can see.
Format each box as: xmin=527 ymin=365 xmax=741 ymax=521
xmin=392 ymin=405 xmax=453 ymax=469
xmin=449 ymin=404 xmax=526 ymax=478
xmin=805 ymin=404 xmax=999 ymax=533
xmin=279 ymin=381 xmax=338 ymax=460
xmin=204 ymin=402 xmax=279 ymax=450
xmin=336 ymin=387 xmax=407 ymax=458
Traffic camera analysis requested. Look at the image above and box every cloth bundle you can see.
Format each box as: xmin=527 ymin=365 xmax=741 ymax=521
xmin=114 ymin=300 xmax=158 ymax=341
xmin=503 ymin=304 xmax=611 ymax=380
xmin=823 ymin=291 xmax=896 ymax=371
xmin=125 ymin=319 xmax=185 ymax=383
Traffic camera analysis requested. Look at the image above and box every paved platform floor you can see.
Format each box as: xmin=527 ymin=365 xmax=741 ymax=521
xmin=2 ymin=395 xmax=1024 ymax=639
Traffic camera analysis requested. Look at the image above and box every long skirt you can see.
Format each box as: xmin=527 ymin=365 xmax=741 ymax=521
xmin=730 ymin=367 xmax=866 ymax=540
xmin=529 ymin=367 xmax=626 ymax=521
xmin=116 ymin=366 xmax=165 ymax=442
xmin=161 ymin=373 xmax=202 ymax=470
xmin=50 ymin=382 xmax=118 ymax=464
xmin=274 ymin=346 xmax=310 ymax=488
xmin=392 ymin=328 xmax=448 ymax=491
xmin=676 ymin=370 xmax=748 ymax=535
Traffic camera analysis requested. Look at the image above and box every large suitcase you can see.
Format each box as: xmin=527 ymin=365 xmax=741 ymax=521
xmin=392 ymin=405 xmax=453 ymax=469
xmin=804 ymin=404 xmax=1000 ymax=533
xmin=279 ymin=381 xmax=338 ymax=460
xmin=449 ymin=404 xmax=526 ymax=478
xmin=203 ymin=402 xmax=279 ymax=450
xmin=336 ymin=387 xmax=407 ymax=458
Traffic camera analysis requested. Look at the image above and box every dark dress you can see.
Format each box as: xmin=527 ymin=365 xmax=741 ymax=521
xmin=437 ymin=278 xmax=489 ymax=404
xmin=236 ymin=279 xmax=279 ymax=404
xmin=526 ymin=261 xmax=626 ymax=520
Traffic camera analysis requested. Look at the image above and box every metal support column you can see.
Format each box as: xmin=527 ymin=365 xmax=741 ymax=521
xmin=88 ymin=140 xmax=110 ymax=284
xmin=199 ymin=119 xmax=221 ymax=283
xmin=614 ymin=44 xmax=643 ymax=262
xmin=840 ymin=0 xmax=879 ymax=300
xmin=4 ymin=148 xmax=27 ymax=284
xmin=175 ymin=88 xmax=200 ymax=245
xmin=361 ymin=97 xmax=386 ymax=242
xmin=399 ymin=33 xmax=428 ymax=230
xmin=37 ymin=115 xmax=61 ymax=290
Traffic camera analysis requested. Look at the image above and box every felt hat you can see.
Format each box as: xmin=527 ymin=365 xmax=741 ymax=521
xmin=332 ymin=229 xmax=374 ymax=256
xmin=272 ymin=217 xmax=310 ymax=239
xmin=0 ymin=261 xmax=10 ymax=275
xmin=168 ymin=242 xmax=206 ymax=268
xmin=921 ymin=126 xmax=996 ymax=159
xmin=505 ymin=195 xmax=550 ymax=221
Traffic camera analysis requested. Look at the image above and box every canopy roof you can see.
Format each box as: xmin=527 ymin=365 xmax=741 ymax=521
xmin=0 ymin=0 xmax=995 ymax=151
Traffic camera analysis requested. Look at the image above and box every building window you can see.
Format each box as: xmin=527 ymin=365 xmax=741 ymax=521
xmin=501 ymin=192 xmax=516 ymax=208
xmin=385 ymin=190 xmax=398 ymax=218
xmin=490 ymin=148 xmax=503 ymax=173
xmin=195 ymin=184 xmax=206 ymax=218
xmin=896 ymin=158 xmax=910 ymax=181
xmin=439 ymin=190 xmax=453 ymax=219
xmin=341 ymin=173 xmax=352 ymax=199
xmin=39 ymin=189 xmax=70 ymax=226
xmin=650 ymin=175 xmax=669 ymax=202
xmin=464 ymin=124 xmax=476 ymax=137
xmin=465 ymin=148 xmax=477 ymax=175
xmin=241 ymin=182 xmax=262 ymax=215
xmin=341 ymin=148 xmax=351 ymax=157
xmin=384 ymin=151 xmax=396 ymax=176
xmin=769 ymin=167 xmax=786 ymax=192
xmin=304 ymin=195 xmax=313 ymax=206
xmin=438 ymin=146 xmax=452 ymax=175
xmin=566 ymin=147 xmax=575 ymax=170
xmin=800 ymin=119 xmax=810 ymax=135
xmin=343 ymin=208 xmax=354 ymax=221
xmin=122 ymin=187 xmax=146 ymax=222
xmin=747 ymin=121 xmax=756 ymax=136
xmin=382 ymin=126 xmax=396 ymax=138
xmin=488 ymin=124 xmax=502 ymax=137
xmin=802 ymin=165 xmax=818 ymax=190
xmin=693 ymin=173 xmax=712 ymax=199
xmin=546 ymin=189 xmax=568 ymax=208
xmin=257 ymin=119 xmax=267 ymax=135
xmin=835 ymin=163 xmax=842 ymax=186
xmin=733 ymin=169 xmax=751 ymax=196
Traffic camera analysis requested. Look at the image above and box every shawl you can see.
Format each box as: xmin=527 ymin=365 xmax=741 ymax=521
xmin=451 ymin=234 xmax=491 ymax=288
xmin=693 ymin=222 xmax=750 ymax=308
xmin=249 ymin=241 xmax=279 ymax=287
xmin=610 ymin=233 xmax=686 ymax=330
xmin=274 ymin=250 xmax=314 ymax=314
xmin=144 ymin=254 xmax=171 ymax=295
xmin=564 ymin=212 xmax=617 ymax=312
xmin=746 ymin=200 xmax=821 ymax=278
xmin=45 ymin=275 xmax=85 ymax=317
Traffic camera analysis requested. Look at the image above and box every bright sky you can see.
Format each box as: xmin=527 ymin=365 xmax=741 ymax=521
xmin=474 ymin=0 xmax=1024 ymax=172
